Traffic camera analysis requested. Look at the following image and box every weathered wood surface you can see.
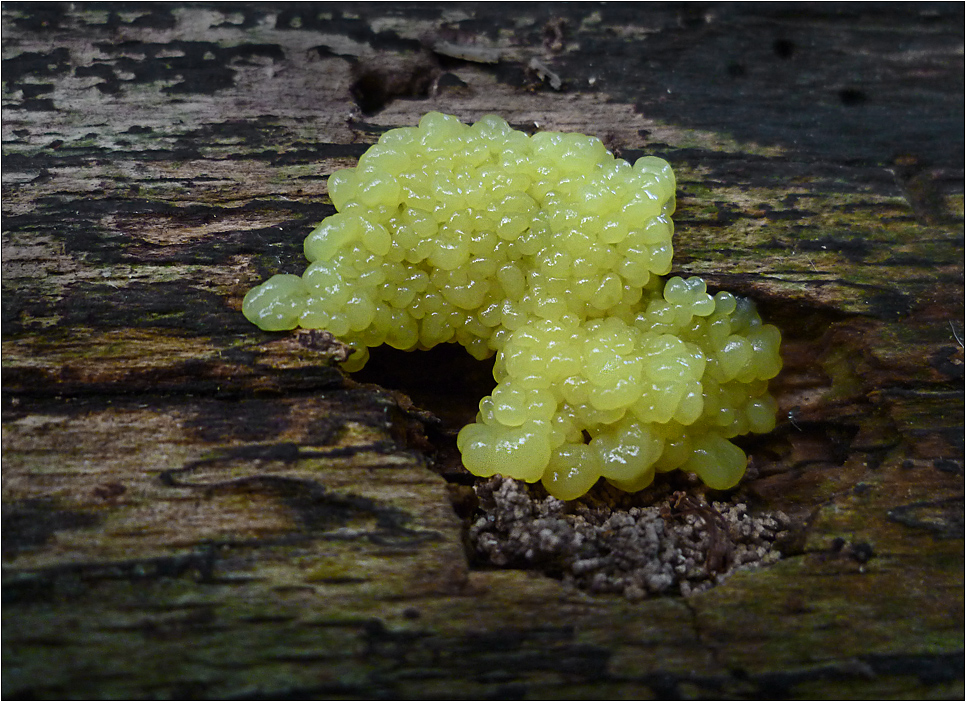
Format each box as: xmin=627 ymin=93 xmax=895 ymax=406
xmin=2 ymin=3 xmax=964 ymax=699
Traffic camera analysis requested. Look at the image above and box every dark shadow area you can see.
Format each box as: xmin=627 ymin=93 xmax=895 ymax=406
xmin=351 ymin=343 xmax=497 ymax=431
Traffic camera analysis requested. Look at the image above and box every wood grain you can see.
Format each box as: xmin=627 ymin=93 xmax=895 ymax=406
xmin=3 ymin=3 xmax=963 ymax=698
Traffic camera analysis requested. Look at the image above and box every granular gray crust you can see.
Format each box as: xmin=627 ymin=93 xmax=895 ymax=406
xmin=469 ymin=476 xmax=795 ymax=600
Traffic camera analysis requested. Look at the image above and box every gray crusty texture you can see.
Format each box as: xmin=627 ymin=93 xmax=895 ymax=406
xmin=470 ymin=476 xmax=794 ymax=600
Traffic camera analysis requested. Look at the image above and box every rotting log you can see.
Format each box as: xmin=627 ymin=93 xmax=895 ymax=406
xmin=2 ymin=3 xmax=963 ymax=699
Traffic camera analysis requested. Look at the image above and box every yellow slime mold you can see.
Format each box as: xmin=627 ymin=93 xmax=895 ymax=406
xmin=243 ymin=112 xmax=782 ymax=499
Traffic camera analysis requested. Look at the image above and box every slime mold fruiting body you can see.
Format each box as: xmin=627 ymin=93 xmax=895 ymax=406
xmin=243 ymin=112 xmax=782 ymax=499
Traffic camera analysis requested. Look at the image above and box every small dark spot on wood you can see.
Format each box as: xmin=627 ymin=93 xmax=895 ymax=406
xmin=826 ymin=538 xmax=875 ymax=564
xmin=185 ymin=398 xmax=293 ymax=443
xmin=30 ymin=168 xmax=52 ymax=184
xmin=888 ymin=497 xmax=965 ymax=539
xmin=2 ymin=48 xmax=72 ymax=89
xmin=92 ymin=482 xmax=127 ymax=501
xmin=799 ymin=233 xmax=870 ymax=260
xmin=932 ymin=458 xmax=962 ymax=474
xmin=726 ymin=62 xmax=746 ymax=78
xmin=848 ymin=541 xmax=874 ymax=563
xmin=11 ymin=4 xmax=66 ymax=32
xmin=861 ymin=290 xmax=914 ymax=322
xmin=891 ymin=153 xmax=950 ymax=225
xmin=2 ymin=499 xmax=102 ymax=559
xmin=350 ymin=54 xmax=438 ymax=115
xmin=2 ymin=549 xmax=218 ymax=604
xmin=21 ymin=83 xmax=54 ymax=98
xmin=930 ymin=345 xmax=965 ymax=381
xmin=838 ymin=88 xmax=867 ymax=106
xmin=23 ymin=98 xmax=56 ymax=111
xmin=773 ymin=38 xmax=795 ymax=59
xmin=729 ymin=665 xmax=750 ymax=680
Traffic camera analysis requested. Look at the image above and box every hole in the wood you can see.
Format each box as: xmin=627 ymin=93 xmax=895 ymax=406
xmin=350 ymin=55 xmax=438 ymax=115
xmin=351 ymin=343 xmax=495 ymax=430
xmin=348 ymin=299 xmax=867 ymax=600
xmin=467 ymin=472 xmax=805 ymax=600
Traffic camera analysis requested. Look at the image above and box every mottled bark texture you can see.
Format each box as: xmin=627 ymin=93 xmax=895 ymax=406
xmin=2 ymin=3 xmax=963 ymax=699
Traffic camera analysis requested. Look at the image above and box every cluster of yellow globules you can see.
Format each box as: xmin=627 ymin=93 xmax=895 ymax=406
xmin=243 ymin=112 xmax=781 ymax=499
